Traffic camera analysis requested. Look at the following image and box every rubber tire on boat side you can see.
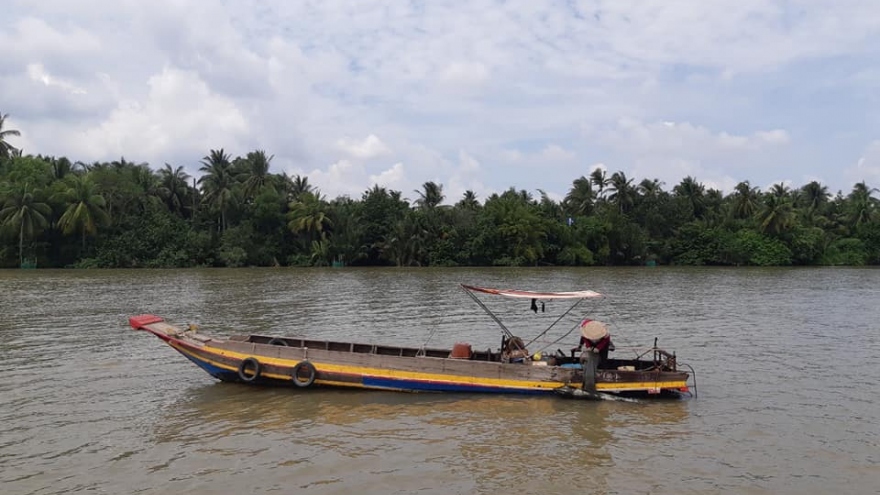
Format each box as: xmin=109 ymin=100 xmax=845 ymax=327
xmin=291 ymin=361 xmax=317 ymax=388
xmin=268 ymin=337 xmax=288 ymax=346
xmin=238 ymin=357 xmax=262 ymax=383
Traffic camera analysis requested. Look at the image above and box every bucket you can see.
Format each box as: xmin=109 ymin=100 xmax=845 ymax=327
xmin=449 ymin=342 xmax=472 ymax=359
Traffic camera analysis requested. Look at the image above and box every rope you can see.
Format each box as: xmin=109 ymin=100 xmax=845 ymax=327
xmin=463 ymin=286 xmax=516 ymax=340
xmin=524 ymin=297 xmax=587 ymax=348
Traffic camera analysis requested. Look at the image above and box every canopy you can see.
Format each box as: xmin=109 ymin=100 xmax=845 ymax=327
xmin=461 ymin=284 xmax=603 ymax=300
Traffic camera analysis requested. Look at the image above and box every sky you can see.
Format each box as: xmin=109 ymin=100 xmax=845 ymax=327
xmin=3 ymin=0 xmax=880 ymax=203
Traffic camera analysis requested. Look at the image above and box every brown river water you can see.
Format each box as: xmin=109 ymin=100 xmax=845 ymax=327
xmin=1 ymin=267 xmax=878 ymax=494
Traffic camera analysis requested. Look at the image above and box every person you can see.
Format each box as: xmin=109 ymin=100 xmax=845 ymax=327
xmin=572 ymin=318 xmax=614 ymax=363
xmin=502 ymin=336 xmax=530 ymax=363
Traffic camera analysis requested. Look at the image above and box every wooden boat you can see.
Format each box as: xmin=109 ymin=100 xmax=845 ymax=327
xmin=130 ymin=284 xmax=694 ymax=399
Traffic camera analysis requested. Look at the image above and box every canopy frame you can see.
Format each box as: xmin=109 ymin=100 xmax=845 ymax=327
xmin=460 ymin=284 xmax=604 ymax=354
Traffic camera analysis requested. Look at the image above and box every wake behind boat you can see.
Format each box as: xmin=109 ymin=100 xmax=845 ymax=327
xmin=129 ymin=284 xmax=694 ymax=399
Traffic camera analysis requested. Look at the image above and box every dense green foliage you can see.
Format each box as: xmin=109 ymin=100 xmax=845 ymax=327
xmin=1 ymin=117 xmax=879 ymax=268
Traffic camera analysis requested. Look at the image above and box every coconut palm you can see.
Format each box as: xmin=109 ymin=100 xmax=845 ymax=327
xmin=756 ymin=193 xmax=795 ymax=235
xmin=590 ymin=168 xmax=609 ymax=198
xmin=456 ymin=190 xmax=480 ymax=210
xmin=564 ymin=176 xmax=593 ymax=216
xmin=846 ymin=181 xmax=878 ymax=229
xmin=637 ymin=178 xmax=664 ymax=199
xmin=381 ymin=216 xmax=426 ymax=267
xmin=158 ymin=163 xmax=191 ymax=215
xmin=49 ymin=157 xmax=73 ymax=180
xmin=731 ymin=181 xmax=760 ymax=219
xmin=674 ymin=176 xmax=706 ymax=219
xmin=800 ymin=181 xmax=830 ymax=220
xmin=198 ymin=149 xmax=236 ymax=231
xmin=769 ymin=183 xmax=791 ymax=200
xmin=415 ymin=181 xmax=444 ymax=210
xmin=54 ymin=175 xmax=110 ymax=249
xmin=239 ymin=150 xmax=274 ymax=200
xmin=281 ymin=173 xmax=313 ymax=203
xmin=607 ymin=171 xmax=635 ymax=214
xmin=0 ymin=183 xmax=51 ymax=265
xmin=0 ymin=111 xmax=21 ymax=159
xmin=288 ymin=191 xmax=332 ymax=242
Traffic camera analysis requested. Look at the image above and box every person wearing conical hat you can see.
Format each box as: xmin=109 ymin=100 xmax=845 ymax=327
xmin=573 ymin=318 xmax=615 ymax=363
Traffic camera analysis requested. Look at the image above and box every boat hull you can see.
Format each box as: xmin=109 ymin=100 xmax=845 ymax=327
xmin=131 ymin=315 xmax=690 ymax=397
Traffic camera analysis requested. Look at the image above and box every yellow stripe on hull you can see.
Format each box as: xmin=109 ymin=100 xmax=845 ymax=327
xmin=195 ymin=342 xmax=561 ymax=391
xmin=172 ymin=341 xmax=686 ymax=393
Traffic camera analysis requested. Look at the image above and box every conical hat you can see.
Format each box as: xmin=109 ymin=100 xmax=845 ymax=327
xmin=580 ymin=319 xmax=608 ymax=340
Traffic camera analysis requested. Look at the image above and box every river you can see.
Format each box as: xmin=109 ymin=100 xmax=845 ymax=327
xmin=1 ymin=267 xmax=878 ymax=494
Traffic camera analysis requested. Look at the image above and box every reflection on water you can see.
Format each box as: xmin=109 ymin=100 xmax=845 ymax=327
xmin=152 ymin=383 xmax=691 ymax=494
xmin=1 ymin=267 xmax=879 ymax=494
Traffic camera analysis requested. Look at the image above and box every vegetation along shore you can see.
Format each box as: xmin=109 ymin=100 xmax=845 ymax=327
xmin=1 ymin=112 xmax=878 ymax=268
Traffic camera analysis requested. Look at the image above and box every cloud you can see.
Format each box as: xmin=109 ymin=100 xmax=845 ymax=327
xmin=304 ymin=159 xmax=367 ymax=198
xmin=369 ymin=162 xmax=406 ymax=190
xmin=27 ymin=63 xmax=86 ymax=94
xmin=592 ymin=119 xmax=792 ymax=192
xmin=2 ymin=0 xmax=879 ymax=198
xmin=539 ymin=144 xmax=576 ymax=162
xmin=845 ymin=140 xmax=880 ymax=186
xmin=502 ymin=144 xmax=575 ymax=163
xmin=336 ymin=134 xmax=392 ymax=160
xmin=439 ymin=61 xmax=490 ymax=88
xmin=69 ymin=67 xmax=247 ymax=168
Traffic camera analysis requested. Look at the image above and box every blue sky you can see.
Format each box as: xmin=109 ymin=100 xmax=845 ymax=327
xmin=2 ymin=0 xmax=880 ymax=202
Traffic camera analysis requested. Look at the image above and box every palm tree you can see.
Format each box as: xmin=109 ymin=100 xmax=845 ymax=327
xmin=198 ymin=149 xmax=236 ymax=231
xmin=49 ymin=157 xmax=73 ymax=180
xmin=846 ymin=181 xmax=878 ymax=229
xmin=54 ymin=175 xmax=110 ymax=249
xmin=607 ymin=171 xmax=635 ymax=214
xmin=770 ymin=182 xmax=791 ymax=200
xmin=239 ymin=150 xmax=274 ymax=200
xmin=637 ymin=178 xmax=664 ymax=199
xmin=414 ymin=181 xmax=444 ymax=210
xmin=0 ymin=183 xmax=51 ymax=265
xmin=564 ymin=176 xmax=593 ymax=216
xmin=381 ymin=216 xmax=426 ymax=267
xmin=281 ymin=173 xmax=313 ymax=202
xmin=455 ymin=190 xmax=480 ymax=210
xmin=158 ymin=163 xmax=191 ymax=215
xmin=288 ymin=191 xmax=332 ymax=243
xmin=0 ymin=111 xmax=21 ymax=160
xmin=309 ymin=239 xmax=332 ymax=266
xmin=797 ymin=180 xmax=829 ymax=224
xmin=131 ymin=164 xmax=163 ymax=211
xmin=674 ymin=176 xmax=706 ymax=218
xmin=590 ymin=168 xmax=609 ymax=198
xmin=731 ymin=181 xmax=760 ymax=219
xmin=756 ymin=193 xmax=795 ymax=235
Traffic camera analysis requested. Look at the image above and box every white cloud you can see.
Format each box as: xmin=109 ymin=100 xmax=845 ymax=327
xmin=336 ymin=134 xmax=392 ymax=160
xmin=439 ymin=61 xmax=490 ymax=87
xmin=369 ymin=162 xmax=406 ymax=189
xmin=501 ymin=144 xmax=575 ymax=164
xmin=27 ymin=63 xmax=87 ymax=94
xmin=2 ymin=1 xmax=878 ymax=198
xmin=539 ymin=144 xmax=575 ymax=162
xmin=845 ymin=140 xmax=880 ymax=186
xmin=71 ymin=67 xmax=247 ymax=164
xmin=304 ymin=159 xmax=367 ymax=198
xmin=592 ymin=119 xmax=793 ymax=193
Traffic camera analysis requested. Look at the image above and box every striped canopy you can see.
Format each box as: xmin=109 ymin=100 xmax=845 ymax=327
xmin=461 ymin=284 xmax=603 ymax=300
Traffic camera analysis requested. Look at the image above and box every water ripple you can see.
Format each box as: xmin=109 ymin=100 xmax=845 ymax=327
xmin=0 ymin=267 xmax=878 ymax=495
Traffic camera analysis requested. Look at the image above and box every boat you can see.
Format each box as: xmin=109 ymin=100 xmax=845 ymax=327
xmin=129 ymin=284 xmax=694 ymax=400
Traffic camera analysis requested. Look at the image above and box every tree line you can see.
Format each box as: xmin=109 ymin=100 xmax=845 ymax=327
xmin=1 ymin=111 xmax=879 ymax=268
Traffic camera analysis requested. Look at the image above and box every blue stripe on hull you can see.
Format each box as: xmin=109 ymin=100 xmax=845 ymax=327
xmin=177 ymin=347 xmax=238 ymax=381
xmin=170 ymin=343 xmax=557 ymax=394
xmin=362 ymin=376 xmax=552 ymax=395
